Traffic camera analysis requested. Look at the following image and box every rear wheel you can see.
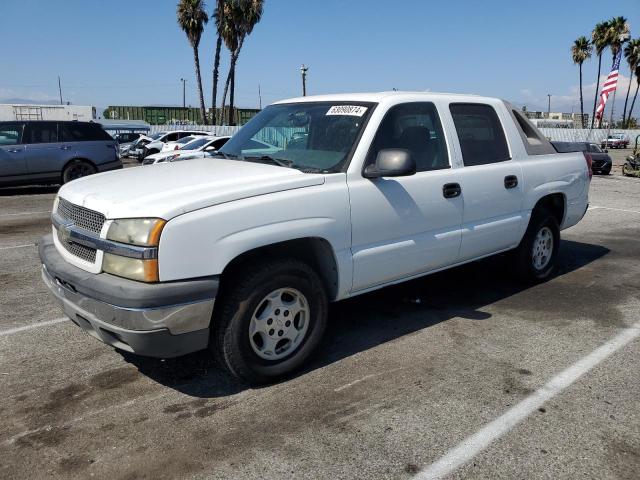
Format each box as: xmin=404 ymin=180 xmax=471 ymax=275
xmin=62 ymin=160 xmax=96 ymax=184
xmin=513 ymin=209 xmax=560 ymax=282
xmin=212 ymin=258 xmax=328 ymax=385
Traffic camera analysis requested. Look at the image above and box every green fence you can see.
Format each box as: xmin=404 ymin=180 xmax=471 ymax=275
xmin=103 ymin=106 xmax=260 ymax=126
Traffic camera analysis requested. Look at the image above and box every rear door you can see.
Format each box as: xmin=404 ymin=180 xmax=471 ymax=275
xmin=0 ymin=122 xmax=27 ymax=179
xmin=60 ymin=122 xmax=116 ymax=167
xmin=23 ymin=122 xmax=64 ymax=180
xmin=449 ymin=103 xmax=525 ymax=260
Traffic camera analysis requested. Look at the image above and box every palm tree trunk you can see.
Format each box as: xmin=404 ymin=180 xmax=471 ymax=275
xmin=591 ymin=54 xmax=602 ymax=128
xmin=621 ymin=68 xmax=633 ymax=127
xmin=228 ymin=37 xmax=244 ymax=126
xmin=211 ymin=36 xmax=222 ymax=125
xmin=628 ymin=82 xmax=639 ymax=126
xmin=228 ymin=56 xmax=237 ymax=125
xmin=193 ymin=46 xmax=207 ymax=125
xmin=220 ymin=60 xmax=232 ymax=125
xmin=579 ymin=63 xmax=584 ymax=128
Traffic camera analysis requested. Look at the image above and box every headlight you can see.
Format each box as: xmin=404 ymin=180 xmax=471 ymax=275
xmin=106 ymin=218 xmax=165 ymax=246
xmin=102 ymin=254 xmax=159 ymax=282
xmin=103 ymin=218 xmax=166 ymax=282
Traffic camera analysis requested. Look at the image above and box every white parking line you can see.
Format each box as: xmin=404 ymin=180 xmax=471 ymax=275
xmin=0 ymin=243 xmax=35 ymax=251
xmin=0 ymin=317 xmax=68 ymax=337
xmin=0 ymin=210 xmax=51 ymax=218
xmin=589 ymin=205 xmax=640 ymax=214
xmin=416 ymin=321 xmax=640 ymax=480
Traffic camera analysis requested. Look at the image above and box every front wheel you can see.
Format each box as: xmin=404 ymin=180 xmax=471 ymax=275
xmin=212 ymin=258 xmax=328 ymax=385
xmin=512 ymin=209 xmax=560 ymax=282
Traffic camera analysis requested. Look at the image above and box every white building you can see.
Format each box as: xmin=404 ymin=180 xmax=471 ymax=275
xmin=0 ymin=104 xmax=96 ymax=122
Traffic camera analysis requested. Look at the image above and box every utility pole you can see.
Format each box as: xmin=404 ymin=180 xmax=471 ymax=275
xmin=300 ymin=64 xmax=308 ymax=96
xmin=58 ymin=76 xmax=63 ymax=105
xmin=258 ymin=84 xmax=262 ymax=109
xmin=180 ymin=78 xmax=187 ymax=122
xmin=547 ymin=94 xmax=551 ymax=116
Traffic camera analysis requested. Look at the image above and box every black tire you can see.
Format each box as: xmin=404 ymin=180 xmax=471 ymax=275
xmin=512 ymin=208 xmax=560 ymax=283
xmin=62 ymin=160 xmax=96 ymax=184
xmin=211 ymin=258 xmax=328 ymax=385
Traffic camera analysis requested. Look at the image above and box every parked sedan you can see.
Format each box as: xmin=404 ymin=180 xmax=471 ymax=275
xmin=142 ymin=136 xmax=230 ymax=165
xmin=552 ymin=141 xmax=612 ymax=175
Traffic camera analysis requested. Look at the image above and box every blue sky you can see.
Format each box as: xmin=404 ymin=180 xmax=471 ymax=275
xmin=1 ymin=0 xmax=639 ymax=119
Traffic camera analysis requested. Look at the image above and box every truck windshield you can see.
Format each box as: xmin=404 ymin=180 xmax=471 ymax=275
xmin=218 ymin=102 xmax=374 ymax=172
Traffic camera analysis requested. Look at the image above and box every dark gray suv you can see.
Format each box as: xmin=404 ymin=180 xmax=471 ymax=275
xmin=0 ymin=120 xmax=122 ymax=187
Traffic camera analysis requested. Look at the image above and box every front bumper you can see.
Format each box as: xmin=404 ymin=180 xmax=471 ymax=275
xmin=39 ymin=234 xmax=218 ymax=358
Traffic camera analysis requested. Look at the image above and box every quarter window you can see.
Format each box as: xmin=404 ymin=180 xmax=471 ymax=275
xmin=450 ymin=103 xmax=510 ymax=166
xmin=60 ymin=123 xmax=112 ymax=141
xmin=367 ymin=102 xmax=449 ymax=172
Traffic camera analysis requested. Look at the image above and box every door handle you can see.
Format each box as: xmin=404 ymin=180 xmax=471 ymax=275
xmin=7 ymin=148 xmax=21 ymax=153
xmin=60 ymin=145 xmax=71 ymax=150
xmin=442 ymin=183 xmax=462 ymax=198
xmin=504 ymin=175 xmax=518 ymax=189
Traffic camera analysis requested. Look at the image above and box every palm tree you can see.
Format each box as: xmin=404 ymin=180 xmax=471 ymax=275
xmin=177 ymin=0 xmax=209 ymax=125
xmin=622 ymin=39 xmax=640 ymax=126
xmin=590 ymin=22 xmax=609 ymax=128
xmin=220 ymin=0 xmax=264 ymax=125
xmin=628 ymin=65 xmax=640 ymax=127
xmin=211 ymin=0 xmax=231 ymax=124
xmin=571 ymin=36 xmax=592 ymax=128
xmin=607 ymin=16 xmax=630 ymax=60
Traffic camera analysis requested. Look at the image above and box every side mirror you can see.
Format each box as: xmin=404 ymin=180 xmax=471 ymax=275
xmin=604 ymin=149 xmax=608 ymax=153
xmin=363 ymin=149 xmax=416 ymax=179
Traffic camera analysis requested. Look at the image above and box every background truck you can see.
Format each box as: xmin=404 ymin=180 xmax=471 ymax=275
xmin=601 ymin=133 xmax=629 ymax=149
xmin=40 ymin=92 xmax=591 ymax=384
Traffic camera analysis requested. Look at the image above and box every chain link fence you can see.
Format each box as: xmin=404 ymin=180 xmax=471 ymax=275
xmin=150 ymin=125 xmax=640 ymax=148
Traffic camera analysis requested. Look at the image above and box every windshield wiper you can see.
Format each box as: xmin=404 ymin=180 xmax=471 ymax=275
xmin=243 ymin=155 xmax=293 ymax=168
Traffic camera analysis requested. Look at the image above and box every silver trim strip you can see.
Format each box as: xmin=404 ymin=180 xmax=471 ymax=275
xmin=52 ymin=212 xmax=158 ymax=260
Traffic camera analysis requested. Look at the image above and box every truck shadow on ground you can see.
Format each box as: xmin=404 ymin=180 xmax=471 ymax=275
xmin=0 ymin=185 xmax=60 ymax=196
xmin=121 ymin=239 xmax=609 ymax=398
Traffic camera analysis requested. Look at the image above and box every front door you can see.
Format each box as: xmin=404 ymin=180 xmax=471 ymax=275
xmin=348 ymin=102 xmax=463 ymax=292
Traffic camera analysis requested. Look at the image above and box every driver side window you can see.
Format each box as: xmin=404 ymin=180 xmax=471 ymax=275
xmin=367 ymin=102 xmax=449 ymax=172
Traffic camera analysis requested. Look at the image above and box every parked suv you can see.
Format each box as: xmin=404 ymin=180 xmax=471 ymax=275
xmin=0 ymin=121 xmax=121 ymax=187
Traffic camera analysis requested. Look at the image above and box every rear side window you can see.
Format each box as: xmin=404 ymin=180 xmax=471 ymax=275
xmin=0 ymin=123 xmax=24 ymax=145
xmin=26 ymin=122 xmax=58 ymax=144
xmin=60 ymin=123 xmax=112 ymax=142
xmin=450 ymin=103 xmax=510 ymax=166
xmin=367 ymin=102 xmax=449 ymax=172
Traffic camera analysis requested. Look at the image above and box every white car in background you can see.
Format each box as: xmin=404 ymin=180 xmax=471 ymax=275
xmin=142 ymin=130 xmax=210 ymax=158
xmin=142 ymin=136 xmax=230 ymax=165
xmin=161 ymin=135 xmax=199 ymax=152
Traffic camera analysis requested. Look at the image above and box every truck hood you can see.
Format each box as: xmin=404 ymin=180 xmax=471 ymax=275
xmin=58 ymin=159 xmax=325 ymax=219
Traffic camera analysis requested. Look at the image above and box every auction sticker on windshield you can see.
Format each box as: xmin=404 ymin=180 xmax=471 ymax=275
xmin=326 ymin=105 xmax=368 ymax=116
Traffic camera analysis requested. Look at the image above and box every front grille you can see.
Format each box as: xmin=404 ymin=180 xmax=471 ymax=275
xmin=56 ymin=227 xmax=97 ymax=263
xmin=57 ymin=197 xmax=105 ymax=234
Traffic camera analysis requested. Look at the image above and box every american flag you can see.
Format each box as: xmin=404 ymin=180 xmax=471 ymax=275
xmin=595 ymin=49 xmax=622 ymax=119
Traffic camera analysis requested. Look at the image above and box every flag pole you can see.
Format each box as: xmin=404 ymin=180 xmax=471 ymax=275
xmin=604 ymin=89 xmax=617 ymax=149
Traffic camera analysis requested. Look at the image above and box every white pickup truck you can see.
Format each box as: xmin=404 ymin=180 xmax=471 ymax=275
xmin=40 ymin=92 xmax=591 ymax=384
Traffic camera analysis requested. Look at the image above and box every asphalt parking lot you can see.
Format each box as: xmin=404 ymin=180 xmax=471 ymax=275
xmin=1 ymin=152 xmax=639 ymax=479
